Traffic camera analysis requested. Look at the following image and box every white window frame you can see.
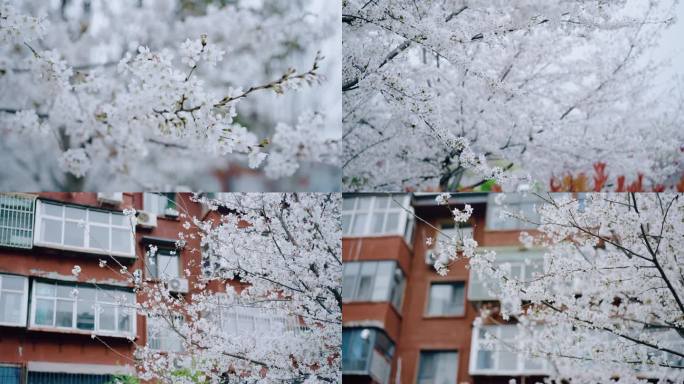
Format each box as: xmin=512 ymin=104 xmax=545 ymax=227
xmin=146 ymin=247 xmax=180 ymax=280
xmin=426 ymin=281 xmax=466 ymax=317
xmin=29 ymin=280 xmax=136 ymax=338
xmin=0 ymin=193 xmax=35 ymax=249
xmin=469 ymin=324 xmax=549 ymax=376
xmin=416 ymin=349 xmax=459 ymax=384
xmin=342 ymin=195 xmax=413 ymax=239
xmin=215 ymin=301 xmax=300 ymax=336
xmin=486 ymin=194 xmax=541 ymax=231
xmin=143 ymin=193 xmax=178 ymax=216
xmin=0 ymin=273 xmax=29 ymax=327
xmin=33 ymin=200 xmax=135 ymax=258
xmin=342 ymin=260 xmax=405 ymax=311
xmin=147 ymin=314 xmax=184 ymax=352
xmin=467 ymin=249 xmax=544 ymax=301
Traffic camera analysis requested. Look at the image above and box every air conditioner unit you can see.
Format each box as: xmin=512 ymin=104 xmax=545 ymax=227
xmin=97 ymin=192 xmax=123 ymax=205
xmin=168 ymin=277 xmax=189 ymax=293
xmin=425 ymin=249 xmax=435 ymax=265
xmin=136 ymin=211 xmax=158 ymax=228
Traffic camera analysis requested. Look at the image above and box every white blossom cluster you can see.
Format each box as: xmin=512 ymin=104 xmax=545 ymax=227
xmin=126 ymin=193 xmax=341 ymax=383
xmin=342 ymin=0 xmax=684 ymax=191
xmin=435 ymin=193 xmax=684 ymax=382
xmin=0 ymin=0 xmax=339 ymax=190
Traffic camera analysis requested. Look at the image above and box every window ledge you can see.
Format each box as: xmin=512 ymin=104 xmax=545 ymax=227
xmin=0 ymin=322 xmax=27 ymax=328
xmin=27 ymin=325 xmax=136 ymax=339
xmin=33 ymin=242 xmax=136 ymax=259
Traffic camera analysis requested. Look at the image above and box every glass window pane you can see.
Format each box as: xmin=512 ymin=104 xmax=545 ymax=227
xmin=41 ymin=218 xmax=62 ymax=244
xmin=158 ymin=253 xmax=180 ymax=279
xmin=477 ymin=350 xmax=494 ymax=370
xmin=35 ymin=282 xmax=55 ymax=296
xmin=56 ymin=285 xmax=73 ymax=298
xmin=65 ymin=206 xmax=86 ymax=220
xmin=118 ymin=309 xmax=131 ymax=332
xmin=111 ymin=214 xmax=126 ymax=226
xmin=55 ymin=299 xmax=73 ymax=327
xmin=342 ymin=263 xmax=359 ymax=300
xmin=89 ymin=225 xmax=109 ymax=250
xmin=370 ymin=212 xmax=384 ymax=233
xmin=373 ymin=196 xmax=389 ymax=209
xmin=42 ymin=203 xmax=62 ymax=217
xmin=419 ymin=351 xmax=458 ymax=384
xmin=356 ymin=262 xmax=376 ymax=300
xmin=385 ymin=212 xmax=399 ymax=233
xmin=427 ymin=284 xmax=450 ymax=316
xmin=76 ymin=299 xmax=95 ymax=330
xmin=0 ymin=291 xmax=23 ymax=323
xmin=2 ymin=275 xmax=24 ymax=291
xmin=111 ymin=228 xmax=131 ymax=254
xmin=498 ymin=350 xmax=517 ymax=370
xmin=89 ymin=210 xmax=109 ymax=224
xmin=428 ymin=283 xmax=465 ymax=316
xmin=357 ymin=198 xmax=371 ymax=210
xmin=35 ymin=298 xmax=54 ymax=326
xmin=371 ymin=262 xmax=393 ymax=301
xmin=64 ymin=221 xmax=85 ymax=247
xmin=342 ymin=198 xmax=355 ymax=211
xmin=351 ymin=213 xmax=368 ymax=235
xmin=99 ymin=304 xmax=116 ymax=331
xmin=342 ymin=214 xmax=351 ymax=234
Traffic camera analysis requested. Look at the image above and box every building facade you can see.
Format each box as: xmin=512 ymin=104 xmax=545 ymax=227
xmin=0 ymin=192 xmax=205 ymax=383
xmin=342 ymin=193 xmax=547 ymax=384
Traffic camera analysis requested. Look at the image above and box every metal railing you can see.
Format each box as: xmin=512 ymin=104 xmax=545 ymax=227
xmin=0 ymin=193 xmax=35 ymax=249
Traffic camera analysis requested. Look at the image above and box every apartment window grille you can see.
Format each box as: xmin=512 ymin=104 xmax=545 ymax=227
xmin=143 ymin=193 xmax=178 ymax=216
xmin=31 ymin=281 xmax=136 ymax=337
xmin=0 ymin=274 xmax=28 ymax=327
xmin=426 ymin=282 xmax=465 ymax=316
xmin=470 ymin=325 xmax=548 ymax=375
xmin=147 ymin=315 xmax=184 ymax=352
xmin=417 ymin=350 xmax=459 ymax=384
xmin=486 ymin=194 xmax=541 ymax=230
xmin=342 ymin=261 xmax=405 ymax=310
xmin=0 ymin=193 xmax=35 ymax=249
xmin=33 ymin=200 xmax=135 ymax=257
xmin=0 ymin=364 xmax=21 ymax=384
xmin=215 ymin=302 xmax=300 ymax=336
xmin=27 ymin=371 xmax=112 ymax=384
xmin=342 ymin=195 xmax=413 ymax=239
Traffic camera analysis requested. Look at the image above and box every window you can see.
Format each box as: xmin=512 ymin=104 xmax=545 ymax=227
xmin=147 ymin=315 xmax=184 ymax=352
xmin=342 ymin=261 xmax=405 ymax=310
xmin=467 ymin=250 xmax=544 ymax=301
xmin=33 ymin=200 xmax=135 ymax=257
xmin=342 ymin=195 xmax=413 ymax=238
xmin=486 ymin=194 xmax=541 ymax=230
xmin=31 ymin=281 xmax=136 ymax=337
xmin=426 ymin=282 xmax=465 ymax=316
xmin=470 ymin=325 xmax=548 ymax=375
xmin=143 ymin=193 xmax=178 ymax=216
xmin=0 ymin=193 xmax=35 ymax=249
xmin=146 ymin=247 xmax=180 ymax=279
xmin=342 ymin=327 xmax=394 ymax=383
xmin=215 ymin=303 xmax=300 ymax=336
xmin=417 ymin=350 xmax=459 ymax=384
xmin=0 ymin=274 xmax=28 ymax=326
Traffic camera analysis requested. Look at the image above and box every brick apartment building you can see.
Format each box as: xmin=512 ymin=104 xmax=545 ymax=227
xmin=0 ymin=192 xmax=210 ymax=383
xmin=342 ymin=193 xmax=548 ymax=384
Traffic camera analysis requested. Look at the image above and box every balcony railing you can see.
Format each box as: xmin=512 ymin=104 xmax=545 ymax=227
xmin=0 ymin=193 xmax=35 ymax=249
